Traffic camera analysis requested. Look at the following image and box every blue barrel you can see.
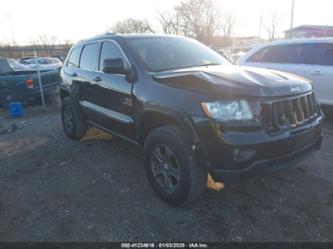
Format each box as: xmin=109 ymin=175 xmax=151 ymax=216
xmin=9 ymin=102 xmax=25 ymax=118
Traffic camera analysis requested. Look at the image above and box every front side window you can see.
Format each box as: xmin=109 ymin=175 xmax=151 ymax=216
xmin=310 ymin=43 xmax=333 ymax=66
xmin=125 ymin=37 xmax=229 ymax=72
xmin=99 ymin=41 xmax=126 ymax=70
xmin=67 ymin=47 xmax=81 ymax=68
xmin=80 ymin=43 xmax=99 ymax=70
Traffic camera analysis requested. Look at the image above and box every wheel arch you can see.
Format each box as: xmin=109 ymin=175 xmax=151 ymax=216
xmin=138 ymin=105 xmax=200 ymax=146
xmin=59 ymin=84 xmax=86 ymax=121
xmin=59 ymin=85 xmax=71 ymax=101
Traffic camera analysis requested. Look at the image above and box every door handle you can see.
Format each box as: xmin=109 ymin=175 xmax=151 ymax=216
xmin=92 ymin=76 xmax=102 ymax=82
xmin=310 ymin=71 xmax=324 ymax=76
xmin=71 ymin=72 xmax=78 ymax=77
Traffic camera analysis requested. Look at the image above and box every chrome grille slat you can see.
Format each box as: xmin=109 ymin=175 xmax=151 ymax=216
xmin=295 ymin=98 xmax=305 ymax=123
xmin=261 ymin=92 xmax=318 ymax=131
xmin=312 ymin=93 xmax=318 ymax=114
xmin=272 ymin=103 xmax=280 ymax=129
xmin=287 ymin=100 xmax=296 ymax=126
xmin=302 ymin=96 xmax=310 ymax=120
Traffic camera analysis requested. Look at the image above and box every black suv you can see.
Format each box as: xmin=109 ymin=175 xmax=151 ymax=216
xmin=60 ymin=34 xmax=323 ymax=206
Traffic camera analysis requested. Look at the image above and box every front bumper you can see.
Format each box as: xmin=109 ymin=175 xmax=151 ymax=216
xmin=194 ymin=115 xmax=324 ymax=182
xmin=211 ymin=135 xmax=322 ymax=181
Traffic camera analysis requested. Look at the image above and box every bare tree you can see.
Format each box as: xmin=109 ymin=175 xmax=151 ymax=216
xmin=157 ymin=10 xmax=182 ymax=35
xmin=177 ymin=0 xmax=222 ymax=44
xmin=29 ymin=34 xmax=60 ymax=46
xmin=64 ymin=39 xmax=73 ymax=47
xmin=264 ymin=13 xmax=283 ymax=41
xmin=110 ymin=18 xmax=154 ymax=34
xmin=0 ymin=39 xmax=13 ymax=47
xmin=157 ymin=0 xmax=222 ymax=44
xmin=220 ymin=12 xmax=236 ymax=39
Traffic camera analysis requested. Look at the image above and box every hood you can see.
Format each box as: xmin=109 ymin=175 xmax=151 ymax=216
xmin=153 ymin=65 xmax=312 ymax=98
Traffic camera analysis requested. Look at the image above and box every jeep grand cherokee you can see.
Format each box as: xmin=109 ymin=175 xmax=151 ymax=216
xmin=60 ymin=34 xmax=323 ymax=206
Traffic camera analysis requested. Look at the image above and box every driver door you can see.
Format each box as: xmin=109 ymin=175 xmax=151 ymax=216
xmin=88 ymin=40 xmax=135 ymax=140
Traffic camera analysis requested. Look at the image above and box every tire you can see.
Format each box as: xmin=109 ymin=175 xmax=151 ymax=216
xmin=61 ymin=97 xmax=87 ymax=139
xmin=144 ymin=125 xmax=207 ymax=206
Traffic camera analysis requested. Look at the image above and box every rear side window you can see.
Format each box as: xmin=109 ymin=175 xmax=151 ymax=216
xmin=310 ymin=44 xmax=333 ymax=66
xmin=99 ymin=41 xmax=126 ymax=70
xmin=67 ymin=47 xmax=81 ymax=68
xmin=80 ymin=43 xmax=99 ymax=71
xmin=247 ymin=45 xmax=309 ymax=64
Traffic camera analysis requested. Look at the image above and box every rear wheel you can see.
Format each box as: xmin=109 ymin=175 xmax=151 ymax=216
xmin=61 ymin=97 xmax=87 ymax=139
xmin=144 ymin=125 xmax=207 ymax=206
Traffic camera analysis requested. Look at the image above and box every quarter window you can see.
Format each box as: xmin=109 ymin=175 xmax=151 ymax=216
xmin=67 ymin=47 xmax=81 ymax=68
xmin=80 ymin=43 xmax=99 ymax=70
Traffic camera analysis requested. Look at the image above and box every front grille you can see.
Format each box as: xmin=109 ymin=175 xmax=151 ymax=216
xmin=261 ymin=92 xmax=318 ymax=131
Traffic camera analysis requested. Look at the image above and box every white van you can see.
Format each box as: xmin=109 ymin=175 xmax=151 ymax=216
xmin=238 ymin=38 xmax=333 ymax=106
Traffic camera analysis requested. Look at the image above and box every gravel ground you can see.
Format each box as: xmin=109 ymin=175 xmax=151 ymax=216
xmin=0 ymin=99 xmax=332 ymax=242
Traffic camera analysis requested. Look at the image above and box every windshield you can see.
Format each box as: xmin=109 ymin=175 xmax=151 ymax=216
xmin=125 ymin=37 xmax=230 ymax=72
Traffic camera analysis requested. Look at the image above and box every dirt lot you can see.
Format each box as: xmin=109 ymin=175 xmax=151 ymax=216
xmin=0 ymin=99 xmax=333 ymax=242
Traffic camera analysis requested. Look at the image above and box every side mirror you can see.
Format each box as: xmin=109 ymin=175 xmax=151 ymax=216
xmin=103 ymin=58 xmax=127 ymax=75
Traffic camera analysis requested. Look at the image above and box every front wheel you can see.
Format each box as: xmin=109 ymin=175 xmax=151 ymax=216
xmin=61 ymin=97 xmax=87 ymax=139
xmin=144 ymin=125 xmax=207 ymax=206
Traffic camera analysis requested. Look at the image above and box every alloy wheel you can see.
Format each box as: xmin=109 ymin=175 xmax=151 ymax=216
xmin=63 ymin=106 xmax=74 ymax=134
xmin=150 ymin=144 xmax=181 ymax=193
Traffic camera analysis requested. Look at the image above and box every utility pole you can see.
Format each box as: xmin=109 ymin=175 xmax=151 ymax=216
xmin=289 ymin=0 xmax=295 ymax=39
xmin=34 ymin=50 xmax=46 ymax=110
xmin=258 ymin=11 xmax=263 ymax=39
xmin=6 ymin=14 xmax=15 ymax=46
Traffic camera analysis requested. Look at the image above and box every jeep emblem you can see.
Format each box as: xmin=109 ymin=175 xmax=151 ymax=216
xmin=290 ymin=86 xmax=301 ymax=94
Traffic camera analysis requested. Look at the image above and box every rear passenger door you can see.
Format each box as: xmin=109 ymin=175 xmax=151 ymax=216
xmin=243 ymin=44 xmax=308 ymax=78
xmin=62 ymin=45 xmax=82 ymax=90
xmin=304 ymin=43 xmax=333 ymax=106
xmin=76 ymin=42 xmax=100 ymax=121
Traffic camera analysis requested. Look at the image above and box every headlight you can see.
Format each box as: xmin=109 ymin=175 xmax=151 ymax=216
xmin=201 ymin=100 xmax=254 ymax=121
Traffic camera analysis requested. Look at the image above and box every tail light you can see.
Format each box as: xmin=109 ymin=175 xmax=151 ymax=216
xmin=25 ymin=79 xmax=33 ymax=88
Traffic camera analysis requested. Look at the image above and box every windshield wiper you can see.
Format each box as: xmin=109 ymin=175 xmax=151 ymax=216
xmin=199 ymin=63 xmax=222 ymax=67
xmin=152 ymin=63 xmax=222 ymax=73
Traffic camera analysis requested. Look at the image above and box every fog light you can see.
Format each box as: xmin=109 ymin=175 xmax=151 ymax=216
xmin=233 ymin=148 xmax=256 ymax=163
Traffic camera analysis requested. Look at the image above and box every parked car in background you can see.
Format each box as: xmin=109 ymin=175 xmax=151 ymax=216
xmin=19 ymin=57 xmax=63 ymax=70
xmin=237 ymin=38 xmax=333 ymax=107
xmin=0 ymin=58 xmax=62 ymax=107
xmin=60 ymin=34 xmax=323 ymax=206
xmin=230 ymin=51 xmax=245 ymax=63
xmin=54 ymin=55 xmax=66 ymax=62
xmin=7 ymin=58 xmax=27 ymax=71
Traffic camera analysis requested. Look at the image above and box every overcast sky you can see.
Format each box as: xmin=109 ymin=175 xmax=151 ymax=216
xmin=0 ymin=0 xmax=332 ymax=45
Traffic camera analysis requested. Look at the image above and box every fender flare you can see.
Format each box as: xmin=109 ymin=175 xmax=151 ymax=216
xmin=137 ymin=103 xmax=213 ymax=170
xmin=59 ymin=84 xmax=85 ymax=120
xmin=137 ymin=103 xmax=201 ymax=145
